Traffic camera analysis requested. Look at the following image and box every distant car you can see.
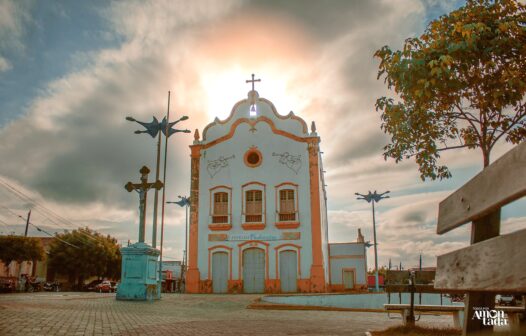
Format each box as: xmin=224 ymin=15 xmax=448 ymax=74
xmin=0 ymin=277 xmax=16 ymax=293
xmin=498 ymin=295 xmax=516 ymax=306
xmin=95 ymin=281 xmax=114 ymax=293
xmin=84 ymin=279 xmax=103 ymax=292
xmin=112 ymin=282 xmax=119 ymax=292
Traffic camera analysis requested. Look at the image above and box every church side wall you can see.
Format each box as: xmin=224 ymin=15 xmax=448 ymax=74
xmin=318 ymin=150 xmax=330 ymax=287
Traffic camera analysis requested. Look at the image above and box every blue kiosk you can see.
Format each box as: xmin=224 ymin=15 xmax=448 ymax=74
xmin=117 ymin=166 xmax=163 ymax=301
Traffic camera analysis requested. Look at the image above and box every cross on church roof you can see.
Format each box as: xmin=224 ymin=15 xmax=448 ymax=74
xmin=246 ymin=73 xmax=261 ymax=91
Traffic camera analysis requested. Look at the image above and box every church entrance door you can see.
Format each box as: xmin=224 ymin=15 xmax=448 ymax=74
xmin=212 ymin=252 xmax=228 ymax=293
xmin=243 ymin=248 xmax=265 ymax=293
xmin=279 ymin=250 xmax=297 ymax=292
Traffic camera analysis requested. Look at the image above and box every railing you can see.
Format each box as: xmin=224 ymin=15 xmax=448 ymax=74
xmin=245 ymin=214 xmax=262 ymax=223
xmin=278 ymin=212 xmax=296 ymax=222
xmin=434 ymin=141 xmax=526 ymax=334
xmin=385 ymin=270 xmax=444 ymax=308
xmin=211 ymin=214 xmax=229 ymax=224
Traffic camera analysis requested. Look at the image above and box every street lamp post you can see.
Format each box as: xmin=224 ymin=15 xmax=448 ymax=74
xmin=355 ymin=190 xmax=390 ymax=292
xmin=167 ymin=195 xmax=190 ymax=292
xmin=126 ymin=113 xmax=189 ymax=248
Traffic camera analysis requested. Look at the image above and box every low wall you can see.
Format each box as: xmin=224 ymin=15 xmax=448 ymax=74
xmin=261 ymin=293 xmax=464 ymax=310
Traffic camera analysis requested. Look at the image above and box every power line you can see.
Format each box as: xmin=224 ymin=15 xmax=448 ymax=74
xmin=0 ymin=218 xmax=11 ymax=230
xmin=21 ymin=216 xmax=102 ymax=250
xmin=161 ymin=255 xmax=182 ymax=260
xmin=1 ymin=205 xmax=100 ymax=249
xmin=0 ymin=182 xmax=74 ymax=233
xmin=0 ymin=209 xmax=80 ymax=248
xmin=27 ymin=221 xmax=80 ymax=249
xmin=0 ymin=205 xmax=24 ymax=221
xmin=0 ymin=179 xmax=105 ymax=243
xmin=0 ymin=181 xmax=124 ymax=253
xmin=0 ymin=181 xmax=79 ymax=229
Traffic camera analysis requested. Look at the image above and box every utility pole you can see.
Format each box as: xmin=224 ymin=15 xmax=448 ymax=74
xmin=152 ymin=130 xmax=162 ymax=248
xmin=24 ymin=210 xmax=31 ymax=237
xmin=158 ymin=91 xmax=190 ymax=297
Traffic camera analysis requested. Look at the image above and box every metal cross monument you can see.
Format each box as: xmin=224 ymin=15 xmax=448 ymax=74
xmin=125 ymin=166 xmax=164 ymax=243
xmin=246 ymin=73 xmax=261 ymax=91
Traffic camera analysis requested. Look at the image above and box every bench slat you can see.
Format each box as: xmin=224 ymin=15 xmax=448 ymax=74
xmin=435 ymin=229 xmax=526 ymax=292
xmin=437 ymin=141 xmax=526 ymax=234
xmin=497 ymin=306 xmax=526 ymax=313
xmin=384 ymin=304 xmax=463 ymax=311
xmin=385 ymin=284 xmax=450 ymax=294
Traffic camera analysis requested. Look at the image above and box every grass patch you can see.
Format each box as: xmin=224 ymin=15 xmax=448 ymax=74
xmin=370 ymin=325 xmax=461 ymax=336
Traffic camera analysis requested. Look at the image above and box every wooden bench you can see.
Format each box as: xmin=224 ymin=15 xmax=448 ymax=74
xmin=384 ymin=304 xmax=463 ymax=329
xmin=498 ymin=306 xmax=526 ymax=330
xmin=434 ymin=142 xmax=526 ymax=334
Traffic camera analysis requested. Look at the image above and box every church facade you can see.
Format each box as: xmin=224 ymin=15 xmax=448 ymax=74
xmin=185 ymin=85 xmax=365 ymax=294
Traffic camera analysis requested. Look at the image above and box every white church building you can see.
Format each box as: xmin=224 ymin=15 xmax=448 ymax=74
xmin=185 ymin=79 xmax=367 ymax=293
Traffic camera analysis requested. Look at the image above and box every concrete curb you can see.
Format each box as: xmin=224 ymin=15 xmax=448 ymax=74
xmin=247 ymin=300 xmax=385 ymax=313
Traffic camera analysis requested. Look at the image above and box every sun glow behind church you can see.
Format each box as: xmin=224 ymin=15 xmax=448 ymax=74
xmin=201 ymin=68 xmax=303 ymax=121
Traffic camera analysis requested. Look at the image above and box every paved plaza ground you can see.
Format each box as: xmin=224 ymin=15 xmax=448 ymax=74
xmin=0 ymin=292 xmax=456 ymax=336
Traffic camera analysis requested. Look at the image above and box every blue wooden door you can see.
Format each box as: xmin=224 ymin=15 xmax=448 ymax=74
xmin=279 ymin=250 xmax=297 ymax=292
xmin=212 ymin=252 xmax=228 ymax=293
xmin=243 ymin=248 xmax=265 ymax=293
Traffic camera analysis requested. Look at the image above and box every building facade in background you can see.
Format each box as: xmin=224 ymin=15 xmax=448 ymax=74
xmin=0 ymin=237 xmax=53 ymax=281
xmin=328 ymin=229 xmax=368 ymax=291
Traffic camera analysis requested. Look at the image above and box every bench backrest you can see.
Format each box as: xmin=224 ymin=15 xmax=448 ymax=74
xmin=434 ymin=142 xmax=526 ymax=293
xmin=434 ymin=142 xmax=526 ymax=334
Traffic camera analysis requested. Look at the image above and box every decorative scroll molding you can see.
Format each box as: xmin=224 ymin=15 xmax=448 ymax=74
xmin=206 ymin=155 xmax=234 ymax=178
xmin=202 ymin=97 xmax=308 ymax=141
xmin=272 ymin=152 xmax=302 ymax=174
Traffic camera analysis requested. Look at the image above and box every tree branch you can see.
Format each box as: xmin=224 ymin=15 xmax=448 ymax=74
xmin=490 ymin=109 xmax=526 ymax=150
xmin=448 ymin=112 xmax=480 ymax=123
xmin=436 ymin=144 xmax=473 ymax=152
xmin=454 ymin=102 xmax=482 ymax=140
xmin=406 ymin=144 xmax=473 ymax=158
xmin=488 ymin=107 xmax=504 ymax=142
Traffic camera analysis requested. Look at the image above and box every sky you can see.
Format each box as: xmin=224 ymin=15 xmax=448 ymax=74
xmin=0 ymin=0 xmax=524 ymax=269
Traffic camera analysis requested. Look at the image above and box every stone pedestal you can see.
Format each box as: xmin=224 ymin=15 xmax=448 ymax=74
xmin=116 ymin=242 xmax=160 ymax=301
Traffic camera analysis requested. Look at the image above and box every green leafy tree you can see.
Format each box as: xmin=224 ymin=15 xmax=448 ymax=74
xmin=375 ymin=0 xmax=526 ymax=180
xmin=48 ymin=228 xmax=121 ymax=287
xmin=0 ymin=236 xmax=45 ymax=273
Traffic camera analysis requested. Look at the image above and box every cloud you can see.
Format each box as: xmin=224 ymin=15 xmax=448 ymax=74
xmin=1 ymin=0 xmax=524 ymax=265
xmin=0 ymin=0 xmax=34 ymax=65
xmin=0 ymin=1 xmax=243 ymax=245
xmin=501 ymin=216 xmax=526 ymax=235
xmin=0 ymin=56 xmax=10 ymax=72
xmin=328 ymin=190 xmax=476 ymax=267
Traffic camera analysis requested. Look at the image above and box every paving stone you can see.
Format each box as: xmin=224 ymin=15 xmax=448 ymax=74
xmin=0 ymin=292 xmax=455 ymax=335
